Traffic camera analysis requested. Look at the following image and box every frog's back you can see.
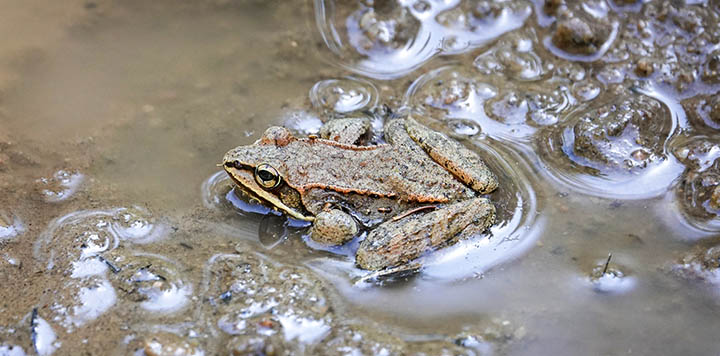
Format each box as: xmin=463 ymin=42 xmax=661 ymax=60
xmin=277 ymin=133 xmax=475 ymax=204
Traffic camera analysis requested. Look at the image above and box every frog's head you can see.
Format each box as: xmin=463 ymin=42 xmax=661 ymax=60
xmin=223 ymin=126 xmax=314 ymax=221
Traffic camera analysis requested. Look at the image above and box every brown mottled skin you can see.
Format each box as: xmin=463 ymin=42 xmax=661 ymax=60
xmin=223 ymin=117 xmax=498 ymax=270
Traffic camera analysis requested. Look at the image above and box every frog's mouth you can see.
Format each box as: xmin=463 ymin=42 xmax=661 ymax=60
xmin=223 ymin=166 xmax=315 ymax=222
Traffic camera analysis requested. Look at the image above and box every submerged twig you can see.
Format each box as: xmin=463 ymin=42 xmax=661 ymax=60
xmin=354 ymin=263 xmax=422 ymax=285
xmin=602 ymin=253 xmax=613 ymax=275
xmin=30 ymin=307 xmax=39 ymax=354
xmin=98 ymin=256 xmax=121 ymax=274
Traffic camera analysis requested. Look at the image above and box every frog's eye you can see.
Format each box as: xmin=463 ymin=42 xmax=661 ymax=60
xmin=255 ymin=163 xmax=281 ymax=189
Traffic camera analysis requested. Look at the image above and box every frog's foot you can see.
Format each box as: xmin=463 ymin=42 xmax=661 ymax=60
xmin=319 ymin=117 xmax=371 ymax=145
xmin=404 ymin=117 xmax=498 ymax=194
xmin=355 ymin=197 xmax=496 ymax=270
xmin=310 ymin=208 xmax=359 ymax=245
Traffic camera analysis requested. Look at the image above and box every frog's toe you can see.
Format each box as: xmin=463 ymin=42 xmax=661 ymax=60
xmin=310 ymin=209 xmax=358 ymax=245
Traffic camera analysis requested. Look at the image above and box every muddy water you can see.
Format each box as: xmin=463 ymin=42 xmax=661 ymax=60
xmin=2 ymin=0 xmax=720 ymax=355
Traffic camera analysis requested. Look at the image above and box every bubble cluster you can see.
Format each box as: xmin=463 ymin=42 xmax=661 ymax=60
xmin=32 ymin=207 xmax=171 ymax=333
xmin=473 ymin=30 xmax=548 ymax=81
xmin=538 ymin=88 xmax=685 ymax=198
xmin=309 ymin=77 xmax=378 ymax=114
xmin=314 ymin=0 xmax=530 ymax=78
xmin=586 ymin=255 xmax=636 ymax=294
xmin=36 ymin=170 xmax=84 ymax=203
xmin=676 ymin=158 xmax=720 ymax=230
xmin=673 ymin=245 xmax=720 ymax=285
xmin=201 ymin=251 xmax=332 ymax=352
xmin=105 ymin=251 xmax=191 ymax=314
xmin=0 ymin=211 xmax=24 ymax=241
xmin=683 ymin=93 xmax=720 ymax=130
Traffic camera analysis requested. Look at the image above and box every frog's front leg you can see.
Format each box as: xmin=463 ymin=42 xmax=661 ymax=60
xmin=355 ymin=198 xmax=496 ymax=270
xmin=311 ymin=208 xmax=359 ymax=245
xmin=319 ymin=117 xmax=371 ymax=145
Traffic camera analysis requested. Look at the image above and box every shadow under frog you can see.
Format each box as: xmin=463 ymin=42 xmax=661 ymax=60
xmin=223 ymin=117 xmax=498 ymax=271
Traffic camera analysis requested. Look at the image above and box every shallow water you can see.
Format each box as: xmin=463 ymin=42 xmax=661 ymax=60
xmin=2 ymin=0 xmax=720 ymax=355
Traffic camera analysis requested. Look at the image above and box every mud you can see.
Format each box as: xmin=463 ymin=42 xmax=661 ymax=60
xmin=1 ymin=0 xmax=720 ymax=355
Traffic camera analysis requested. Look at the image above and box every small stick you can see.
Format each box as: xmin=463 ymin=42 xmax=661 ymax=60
xmin=602 ymin=253 xmax=613 ymax=275
xmin=354 ymin=263 xmax=422 ymax=285
xmin=98 ymin=256 xmax=121 ymax=274
xmin=30 ymin=307 xmax=39 ymax=354
xmin=392 ymin=206 xmax=437 ymax=222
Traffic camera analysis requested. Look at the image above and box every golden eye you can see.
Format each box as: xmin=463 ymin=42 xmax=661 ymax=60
xmin=254 ymin=163 xmax=281 ymax=189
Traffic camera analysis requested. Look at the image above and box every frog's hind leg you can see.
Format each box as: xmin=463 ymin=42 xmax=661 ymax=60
xmin=319 ymin=117 xmax=371 ymax=145
xmin=404 ymin=117 xmax=498 ymax=194
xmin=355 ymin=197 xmax=495 ymax=271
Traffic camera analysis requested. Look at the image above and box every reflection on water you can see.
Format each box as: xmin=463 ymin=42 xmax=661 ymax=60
xmin=310 ymin=77 xmax=378 ymax=114
xmin=1 ymin=0 xmax=720 ymax=355
xmin=314 ymin=0 xmax=530 ymax=79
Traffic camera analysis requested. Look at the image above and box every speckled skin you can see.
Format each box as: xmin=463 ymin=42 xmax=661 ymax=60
xmin=223 ymin=117 xmax=498 ymax=270
xmin=319 ymin=117 xmax=371 ymax=145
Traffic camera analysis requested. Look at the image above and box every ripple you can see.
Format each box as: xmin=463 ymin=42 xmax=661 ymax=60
xmin=200 ymin=170 xmax=312 ymax=246
xmin=672 ymin=164 xmax=720 ymax=233
xmin=35 ymin=210 xmax=118 ymax=271
xmin=538 ymin=85 xmax=686 ymax=199
xmin=201 ymin=170 xmax=234 ymax=210
xmin=656 ymin=191 xmax=720 ymax=240
xmin=472 ymin=31 xmax=547 ymax=82
xmin=307 ymin=138 xmax=544 ymax=283
xmin=683 ymin=92 xmax=720 ymax=130
xmin=110 ymin=207 xmax=169 ymax=244
xmin=572 ymin=80 xmax=602 ymax=102
xmin=405 ymin=65 xmax=536 ymax=141
xmin=34 ymin=207 xmax=169 ymax=271
xmin=36 ymin=170 xmax=84 ymax=203
xmin=201 ymin=251 xmax=331 ymax=339
xmin=672 ymin=245 xmax=720 ymax=285
xmin=433 ymin=1 xmax=532 ymax=56
xmin=202 ymin=170 xmax=278 ymax=217
xmin=315 ymin=0 xmax=435 ymax=79
xmin=309 ymin=77 xmax=378 ymax=114
xmin=420 ymin=139 xmax=544 ymax=280
xmin=106 ymin=252 xmax=192 ymax=314
xmin=485 ymin=83 xmax=574 ymax=128
xmin=314 ymin=0 xmax=529 ymax=79
xmin=529 ymin=0 xmax=556 ymax=28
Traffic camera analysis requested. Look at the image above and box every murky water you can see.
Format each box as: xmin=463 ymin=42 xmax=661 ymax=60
xmin=2 ymin=0 xmax=720 ymax=355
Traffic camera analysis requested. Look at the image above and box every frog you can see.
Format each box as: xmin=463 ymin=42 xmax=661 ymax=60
xmin=222 ymin=116 xmax=498 ymax=271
